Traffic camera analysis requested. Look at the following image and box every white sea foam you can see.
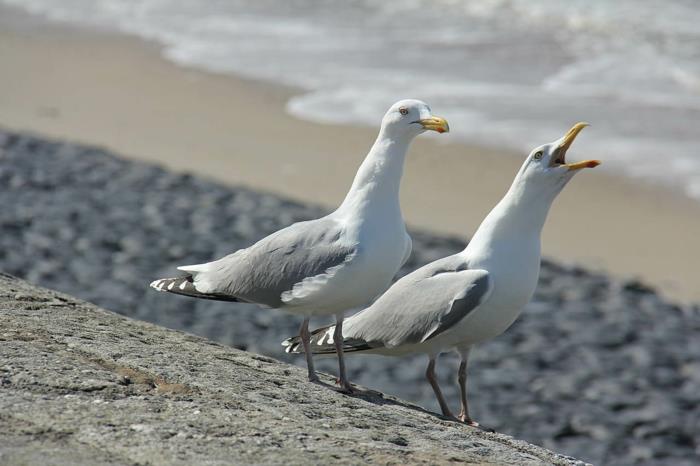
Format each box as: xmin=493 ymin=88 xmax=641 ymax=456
xmin=4 ymin=0 xmax=700 ymax=200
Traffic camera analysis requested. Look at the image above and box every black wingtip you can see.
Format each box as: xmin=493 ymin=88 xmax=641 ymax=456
xmin=281 ymin=335 xmax=302 ymax=353
xmin=282 ymin=324 xmax=375 ymax=355
xmin=149 ymin=276 xmax=240 ymax=302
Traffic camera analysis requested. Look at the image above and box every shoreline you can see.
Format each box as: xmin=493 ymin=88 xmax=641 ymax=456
xmin=1 ymin=6 xmax=700 ymax=303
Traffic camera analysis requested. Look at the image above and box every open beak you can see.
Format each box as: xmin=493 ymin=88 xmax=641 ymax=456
xmin=552 ymin=122 xmax=600 ymax=171
xmin=566 ymin=159 xmax=600 ymax=170
xmin=416 ymin=116 xmax=450 ymax=134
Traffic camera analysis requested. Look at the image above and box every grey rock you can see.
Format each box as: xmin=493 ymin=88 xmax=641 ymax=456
xmin=0 ymin=274 xmax=582 ymax=466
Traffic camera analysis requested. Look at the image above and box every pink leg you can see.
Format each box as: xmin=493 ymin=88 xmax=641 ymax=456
xmin=457 ymin=348 xmax=480 ymax=427
xmin=333 ymin=314 xmax=353 ymax=392
xmin=299 ymin=317 xmax=319 ymax=382
xmin=426 ymin=356 xmax=454 ymax=418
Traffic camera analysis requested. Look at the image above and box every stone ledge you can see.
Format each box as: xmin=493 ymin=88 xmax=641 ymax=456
xmin=0 ymin=273 xmax=587 ymax=465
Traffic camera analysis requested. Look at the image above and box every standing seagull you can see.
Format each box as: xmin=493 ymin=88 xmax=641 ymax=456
xmin=150 ymin=100 xmax=449 ymax=391
xmin=283 ymin=123 xmax=598 ymax=422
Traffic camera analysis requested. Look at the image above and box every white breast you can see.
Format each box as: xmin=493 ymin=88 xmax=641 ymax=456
xmin=429 ymin=235 xmax=541 ymax=351
xmin=281 ymin=214 xmax=408 ymax=317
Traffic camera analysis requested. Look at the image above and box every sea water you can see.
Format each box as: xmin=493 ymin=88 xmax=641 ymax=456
xmin=5 ymin=0 xmax=700 ymax=199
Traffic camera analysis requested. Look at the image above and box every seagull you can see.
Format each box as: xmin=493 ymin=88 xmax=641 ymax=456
xmin=283 ymin=123 xmax=599 ymax=423
xmin=150 ymin=99 xmax=449 ymax=391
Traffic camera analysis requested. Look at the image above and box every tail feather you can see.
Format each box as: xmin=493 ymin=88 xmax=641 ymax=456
xmin=149 ymin=276 xmax=240 ymax=302
xmin=177 ymin=263 xmax=211 ymax=273
xmin=282 ymin=324 xmax=375 ymax=354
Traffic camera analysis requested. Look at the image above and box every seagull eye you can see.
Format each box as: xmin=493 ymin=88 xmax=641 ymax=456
xmin=533 ymin=151 xmax=543 ymax=160
xmin=399 ymin=107 xmax=409 ymax=115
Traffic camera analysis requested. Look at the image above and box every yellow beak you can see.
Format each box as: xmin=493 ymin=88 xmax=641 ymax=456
xmin=417 ymin=116 xmax=450 ymax=133
xmin=566 ymin=160 xmax=601 ymax=170
xmin=556 ymin=122 xmax=601 ymax=171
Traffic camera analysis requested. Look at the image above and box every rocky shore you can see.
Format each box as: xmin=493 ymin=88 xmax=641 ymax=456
xmin=1 ymin=130 xmax=698 ymax=465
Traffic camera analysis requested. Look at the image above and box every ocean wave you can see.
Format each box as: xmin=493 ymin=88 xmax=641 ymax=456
xmin=3 ymin=0 xmax=700 ymax=200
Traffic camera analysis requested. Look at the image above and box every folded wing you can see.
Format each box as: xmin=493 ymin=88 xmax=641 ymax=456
xmin=153 ymin=217 xmax=357 ymax=308
xmin=284 ymin=255 xmax=492 ymax=354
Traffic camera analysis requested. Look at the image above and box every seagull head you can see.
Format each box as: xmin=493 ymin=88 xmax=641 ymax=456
xmin=380 ymin=99 xmax=449 ymax=139
xmin=515 ymin=122 xmax=600 ymax=198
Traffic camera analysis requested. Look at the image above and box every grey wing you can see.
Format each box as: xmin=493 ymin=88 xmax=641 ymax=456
xmin=178 ymin=217 xmax=356 ymax=308
xmin=420 ymin=270 xmax=491 ymax=342
xmin=343 ymin=255 xmax=492 ymax=349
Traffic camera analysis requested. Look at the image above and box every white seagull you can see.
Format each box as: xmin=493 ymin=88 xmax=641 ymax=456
xmin=150 ymin=99 xmax=449 ymax=391
xmin=283 ymin=123 xmax=599 ymax=422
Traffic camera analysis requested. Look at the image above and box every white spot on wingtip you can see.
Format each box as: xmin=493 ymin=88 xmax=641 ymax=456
xmin=167 ymin=282 xmax=175 ymax=290
xmin=179 ymin=281 xmax=188 ymax=290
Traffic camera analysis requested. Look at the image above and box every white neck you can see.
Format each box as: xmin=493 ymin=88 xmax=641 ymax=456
xmin=465 ymin=172 xmax=557 ymax=260
xmin=336 ymin=128 xmax=410 ymax=219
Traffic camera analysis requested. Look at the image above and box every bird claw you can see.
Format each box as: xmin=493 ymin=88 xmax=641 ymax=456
xmin=335 ymin=377 xmax=354 ymax=394
xmin=459 ymin=415 xmax=494 ymax=432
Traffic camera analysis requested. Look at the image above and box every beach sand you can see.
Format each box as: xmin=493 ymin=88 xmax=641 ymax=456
xmin=1 ymin=7 xmax=698 ymax=303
